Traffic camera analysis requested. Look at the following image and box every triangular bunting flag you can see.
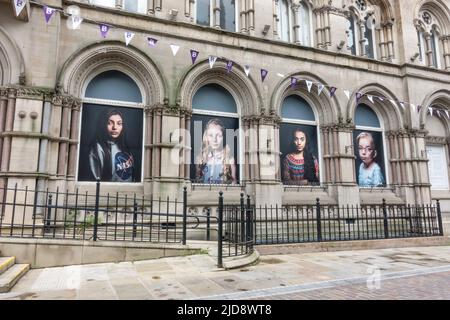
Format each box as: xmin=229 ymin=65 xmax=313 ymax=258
xmin=429 ymin=107 xmax=434 ymax=117
xmin=378 ymin=96 xmax=384 ymax=102
xmin=306 ymin=80 xmax=313 ymax=93
xmin=244 ymin=65 xmax=250 ymax=77
xmin=99 ymin=24 xmax=110 ymax=38
xmin=14 ymin=0 xmax=26 ymax=17
xmin=344 ymin=90 xmax=351 ymax=100
xmin=356 ymin=92 xmax=363 ymax=103
xmin=44 ymin=6 xmax=56 ymax=24
xmin=226 ymin=61 xmax=234 ymax=73
xmin=390 ymin=99 xmax=397 ymax=108
xmin=170 ymin=44 xmax=180 ymax=56
xmin=261 ymin=69 xmax=268 ymax=82
xmin=190 ymin=50 xmax=199 ymax=64
xmin=445 ymin=110 xmax=449 ymax=119
xmin=330 ymin=87 xmax=337 ymax=98
xmin=71 ymin=15 xmax=83 ymax=29
xmin=124 ymin=32 xmax=135 ymax=46
xmin=317 ymin=84 xmax=325 ymax=96
xmin=208 ymin=56 xmax=217 ymax=69
xmin=291 ymin=77 xmax=298 ymax=88
xmin=417 ymin=105 xmax=422 ymax=113
xmin=147 ymin=37 xmax=158 ymax=47
xmin=277 ymin=73 xmax=285 ymax=78
xmin=400 ymin=102 xmax=405 ymax=110
xmin=367 ymin=95 xmax=374 ymax=103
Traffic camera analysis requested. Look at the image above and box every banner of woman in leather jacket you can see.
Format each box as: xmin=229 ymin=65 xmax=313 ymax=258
xmin=77 ymin=104 xmax=143 ymax=182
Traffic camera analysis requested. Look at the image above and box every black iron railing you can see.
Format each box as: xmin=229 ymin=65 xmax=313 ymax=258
xmin=217 ymin=192 xmax=254 ymax=268
xmin=0 ymin=181 xmax=205 ymax=244
xmin=252 ymin=199 xmax=444 ymax=245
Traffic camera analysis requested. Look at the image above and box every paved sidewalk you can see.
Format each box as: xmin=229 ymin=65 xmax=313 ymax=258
xmin=1 ymin=246 xmax=450 ymax=300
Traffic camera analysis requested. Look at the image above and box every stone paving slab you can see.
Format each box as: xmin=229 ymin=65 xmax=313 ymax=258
xmin=1 ymin=246 xmax=450 ymax=300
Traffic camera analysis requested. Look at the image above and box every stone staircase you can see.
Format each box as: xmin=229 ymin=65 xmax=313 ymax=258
xmin=0 ymin=256 xmax=30 ymax=293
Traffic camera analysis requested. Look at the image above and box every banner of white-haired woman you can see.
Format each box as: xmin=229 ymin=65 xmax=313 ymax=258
xmin=190 ymin=115 xmax=240 ymax=184
xmin=280 ymin=124 xmax=320 ymax=185
xmin=78 ymin=104 xmax=143 ymax=182
xmin=353 ymin=130 xmax=386 ymax=187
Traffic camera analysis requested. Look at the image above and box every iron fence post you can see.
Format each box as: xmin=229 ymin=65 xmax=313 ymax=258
xmin=182 ymin=187 xmax=187 ymax=245
xmin=246 ymin=195 xmax=252 ymax=251
xmin=93 ymin=178 xmax=100 ymax=241
xmin=382 ymin=199 xmax=389 ymax=239
xmin=132 ymin=200 xmax=138 ymax=240
xmin=436 ymin=199 xmax=444 ymax=236
xmin=206 ymin=208 xmax=211 ymax=241
xmin=218 ymin=191 xmax=224 ymax=268
xmin=45 ymin=194 xmax=53 ymax=233
xmin=316 ymin=198 xmax=322 ymax=242
xmin=240 ymin=193 xmax=245 ymax=244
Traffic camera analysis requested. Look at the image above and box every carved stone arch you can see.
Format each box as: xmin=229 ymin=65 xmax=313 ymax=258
xmin=177 ymin=59 xmax=262 ymax=117
xmin=414 ymin=0 xmax=450 ymax=35
xmin=271 ymin=72 xmax=340 ymax=125
xmin=347 ymin=83 xmax=403 ymax=131
xmin=57 ymin=41 xmax=167 ymax=105
xmin=419 ymin=90 xmax=450 ymax=129
xmin=0 ymin=26 xmax=25 ymax=85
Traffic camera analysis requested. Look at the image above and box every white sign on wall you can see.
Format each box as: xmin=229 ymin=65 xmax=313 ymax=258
xmin=426 ymin=145 xmax=450 ymax=190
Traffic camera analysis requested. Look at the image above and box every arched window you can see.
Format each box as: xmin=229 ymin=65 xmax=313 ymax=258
xmin=416 ymin=8 xmax=449 ymax=69
xmin=346 ymin=15 xmax=358 ymax=55
xmin=278 ymin=0 xmax=290 ymax=42
xmin=196 ymin=0 xmax=238 ymax=32
xmin=425 ymin=111 xmax=450 ymax=190
xmin=354 ymin=104 xmax=386 ymax=188
xmin=299 ymin=1 xmax=311 ymax=46
xmin=78 ymin=70 xmax=144 ymax=183
xmin=190 ymin=84 xmax=240 ymax=185
xmin=280 ymin=95 xmax=320 ymax=186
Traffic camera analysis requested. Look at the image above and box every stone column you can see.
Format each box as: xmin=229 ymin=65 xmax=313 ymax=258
xmin=148 ymin=0 xmax=155 ymax=14
xmin=442 ymin=36 xmax=450 ymax=70
xmin=425 ymin=33 xmax=434 ymax=67
xmin=378 ymin=25 xmax=387 ymax=61
xmin=0 ymin=88 xmax=8 ymax=164
xmin=0 ymin=88 xmax=16 ymax=172
xmin=144 ymin=106 xmax=154 ymax=182
xmin=385 ymin=22 xmax=395 ymax=61
xmin=213 ymin=0 xmax=221 ymax=28
xmin=247 ymin=0 xmax=255 ymax=33
xmin=67 ymin=99 xmax=81 ymax=180
xmin=292 ymin=5 xmax=301 ymax=44
xmin=56 ymin=98 xmax=71 ymax=178
xmin=115 ymin=0 xmax=123 ymax=9
xmin=239 ymin=0 xmax=247 ymax=33
xmin=359 ymin=21 xmax=367 ymax=57
xmin=325 ymin=9 xmax=331 ymax=48
xmin=273 ymin=0 xmax=279 ymax=37
xmin=184 ymin=113 xmax=191 ymax=180
xmin=315 ymin=10 xmax=322 ymax=48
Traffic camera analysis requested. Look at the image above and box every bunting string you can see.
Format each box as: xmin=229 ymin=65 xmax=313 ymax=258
xmin=23 ymin=0 xmax=448 ymax=118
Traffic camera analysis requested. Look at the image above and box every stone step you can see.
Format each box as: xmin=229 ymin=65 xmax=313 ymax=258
xmin=0 ymin=257 xmax=15 ymax=275
xmin=0 ymin=264 xmax=30 ymax=293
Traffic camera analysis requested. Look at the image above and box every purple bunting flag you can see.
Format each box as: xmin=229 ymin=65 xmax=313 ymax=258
xmin=356 ymin=92 xmax=363 ymax=103
xmin=417 ymin=105 xmax=422 ymax=113
xmin=226 ymin=61 xmax=234 ymax=73
xmin=44 ymin=6 xmax=56 ymax=24
xmin=190 ymin=50 xmax=199 ymax=64
xmin=261 ymin=69 xmax=268 ymax=82
xmin=329 ymin=87 xmax=337 ymax=98
xmin=291 ymin=77 xmax=298 ymax=88
xmin=99 ymin=24 xmax=110 ymax=38
xmin=147 ymin=37 xmax=158 ymax=47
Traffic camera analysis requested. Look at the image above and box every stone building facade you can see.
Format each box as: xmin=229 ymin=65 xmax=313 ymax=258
xmin=0 ymin=0 xmax=449 ymax=215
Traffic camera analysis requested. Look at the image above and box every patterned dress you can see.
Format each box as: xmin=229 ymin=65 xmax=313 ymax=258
xmin=282 ymin=154 xmax=319 ymax=183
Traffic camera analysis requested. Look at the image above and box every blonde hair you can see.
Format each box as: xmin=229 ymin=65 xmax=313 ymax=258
xmin=356 ymin=132 xmax=377 ymax=159
xmin=196 ymin=119 xmax=234 ymax=181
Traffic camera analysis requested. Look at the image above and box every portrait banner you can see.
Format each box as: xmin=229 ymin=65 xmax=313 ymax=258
xmin=353 ymin=130 xmax=386 ymax=188
xmin=78 ymin=104 xmax=143 ymax=183
xmin=280 ymin=123 xmax=320 ymax=186
xmin=190 ymin=115 xmax=240 ymax=185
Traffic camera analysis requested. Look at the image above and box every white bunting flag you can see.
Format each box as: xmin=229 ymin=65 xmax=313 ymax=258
xmin=124 ymin=32 xmax=135 ymax=46
xmin=244 ymin=65 xmax=251 ymax=77
xmin=368 ymin=95 xmax=374 ymax=103
xmin=410 ymin=104 xmax=416 ymax=114
xmin=170 ymin=44 xmax=180 ymax=56
xmin=446 ymin=110 xmax=450 ymax=119
xmin=390 ymin=99 xmax=397 ymax=108
xmin=429 ymin=107 xmax=434 ymax=117
xmin=306 ymin=80 xmax=313 ymax=93
xmin=14 ymin=0 xmax=26 ymax=17
xmin=400 ymin=102 xmax=405 ymax=110
xmin=71 ymin=15 xmax=83 ymax=30
xmin=317 ymin=84 xmax=325 ymax=96
xmin=378 ymin=96 xmax=384 ymax=102
xmin=208 ymin=56 xmax=217 ymax=69
xmin=277 ymin=73 xmax=285 ymax=78
xmin=344 ymin=90 xmax=351 ymax=100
